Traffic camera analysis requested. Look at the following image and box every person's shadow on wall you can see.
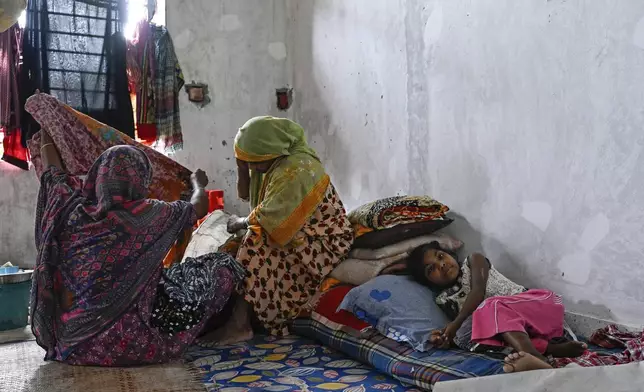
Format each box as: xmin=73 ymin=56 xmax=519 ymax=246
xmin=441 ymin=212 xmax=526 ymax=285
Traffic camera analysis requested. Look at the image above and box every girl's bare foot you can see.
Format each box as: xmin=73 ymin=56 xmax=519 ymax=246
xmin=546 ymin=341 xmax=588 ymax=358
xmin=503 ymin=351 xmax=553 ymax=373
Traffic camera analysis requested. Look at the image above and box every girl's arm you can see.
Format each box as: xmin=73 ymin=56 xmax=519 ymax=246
xmin=453 ymin=253 xmax=490 ymax=326
xmin=439 ymin=253 xmax=490 ymax=347
xmin=40 ymin=130 xmax=64 ymax=171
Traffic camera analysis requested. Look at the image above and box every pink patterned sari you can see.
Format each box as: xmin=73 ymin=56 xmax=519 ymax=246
xmin=33 ymin=146 xmax=236 ymax=366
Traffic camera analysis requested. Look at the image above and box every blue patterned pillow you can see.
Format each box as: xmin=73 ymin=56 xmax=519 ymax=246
xmin=338 ymin=275 xmax=449 ymax=351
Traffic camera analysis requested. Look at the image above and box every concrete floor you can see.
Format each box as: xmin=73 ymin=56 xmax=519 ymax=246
xmin=3 ymin=323 xmax=644 ymax=391
xmin=435 ymin=362 xmax=644 ymax=392
xmin=0 ymin=326 xmax=34 ymax=345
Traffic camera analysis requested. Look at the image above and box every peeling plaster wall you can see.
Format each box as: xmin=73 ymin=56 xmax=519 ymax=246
xmin=0 ymin=163 xmax=39 ymax=266
xmin=167 ymin=0 xmax=293 ymax=216
xmin=288 ymin=0 xmax=644 ymax=326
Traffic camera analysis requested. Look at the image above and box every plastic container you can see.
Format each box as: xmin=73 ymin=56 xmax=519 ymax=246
xmin=208 ymin=190 xmax=224 ymax=212
xmin=197 ymin=190 xmax=224 ymax=227
xmin=0 ymin=266 xmax=19 ymax=275
xmin=0 ymin=276 xmax=31 ymax=331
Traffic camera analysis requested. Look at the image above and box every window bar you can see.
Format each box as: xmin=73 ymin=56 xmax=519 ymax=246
xmin=32 ymin=10 xmax=111 ymax=21
xmin=48 ymin=68 xmax=108 ymax=76
xmin=49 ymin=87 xmax=116 ymax=94
xmin=24 ymin=29 xmax=110 ymax=39
xmin=46 ymin=48 xmax=106 ymax=56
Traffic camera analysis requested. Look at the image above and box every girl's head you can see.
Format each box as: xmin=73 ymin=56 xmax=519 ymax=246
xmin=407 ymin=241 xmax=460 ymax=290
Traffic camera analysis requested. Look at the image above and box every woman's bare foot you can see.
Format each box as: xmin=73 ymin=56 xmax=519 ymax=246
xmin=546 ymin=341 xmax=588 ymax=358
xmin=199 ymin=298 xmax=254 ymax=345
xmin=503 ymin=351 xmax=553 ymax=373
xmin=210 ymin=326 xmax=254 ymax=346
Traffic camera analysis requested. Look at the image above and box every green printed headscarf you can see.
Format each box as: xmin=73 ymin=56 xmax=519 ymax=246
xmin=234 ymin=116 xmax=330 ymax=246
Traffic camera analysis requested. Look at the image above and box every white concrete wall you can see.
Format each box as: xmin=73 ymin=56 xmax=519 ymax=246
xmin=167 ymin=0 xmax=293 ymax=216
xmin=0 ymin=162 xmax=39 ymax=266
xmin=288 ymin=0 xmax=644 ymax=326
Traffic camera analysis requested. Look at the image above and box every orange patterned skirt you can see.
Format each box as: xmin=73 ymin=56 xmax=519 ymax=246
xmin=236 ymin=183 xmax=354 ymax=335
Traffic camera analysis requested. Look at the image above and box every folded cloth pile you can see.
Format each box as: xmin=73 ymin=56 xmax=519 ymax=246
xmin=330 ymin=195 xmax=461 ymax=286
xmin=350 ymin=195 xmax=453 ymax=248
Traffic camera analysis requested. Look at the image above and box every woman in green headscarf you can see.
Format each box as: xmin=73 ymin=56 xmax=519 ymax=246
xmin=224 ymin=116 xmax=354 ymax=338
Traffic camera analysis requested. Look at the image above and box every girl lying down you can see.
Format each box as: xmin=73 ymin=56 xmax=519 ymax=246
xmin=407 ymin=242 xmax=587 ymax=373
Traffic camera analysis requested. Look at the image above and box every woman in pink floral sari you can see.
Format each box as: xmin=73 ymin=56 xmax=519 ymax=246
xmin=32 ymin=131 xmax=242 ymax=366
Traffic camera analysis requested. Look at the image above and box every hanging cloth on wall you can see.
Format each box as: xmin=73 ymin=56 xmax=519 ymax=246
xmin=128 ymin=20 xmax=157 ymax=144
xmin=128 ymin=22 xmax=184 ymax=153
xmin=153 ymin=25 xmax=184 ymax=153
xmin=0 ymin=23 xmax=20 ymax=129
xmin=0 ymin=23 xmax=28 ymax=170
xmin=20 ymin=0 xmax=135 ymax=148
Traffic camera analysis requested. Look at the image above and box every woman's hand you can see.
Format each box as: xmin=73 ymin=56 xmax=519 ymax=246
xmin=41 ymin=129 xmax=53 ymax=145
xmin=189 ymin=169 xmax=209 ymax=219
xmin=227 ymin=215 xmax=248 ymax=233
xmin=39 ymin=130 xmax=64 ymax=170
xmin=191 ymin=169 xmax=209 ymax=189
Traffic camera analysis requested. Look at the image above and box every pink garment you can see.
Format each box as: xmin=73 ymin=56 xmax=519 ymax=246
xmin=471 ymin=289 xmax=564 ymax=353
